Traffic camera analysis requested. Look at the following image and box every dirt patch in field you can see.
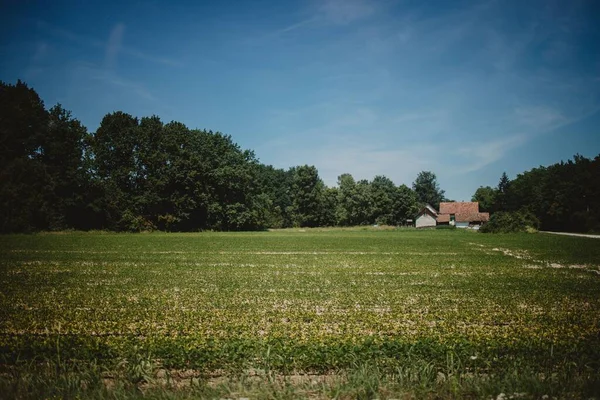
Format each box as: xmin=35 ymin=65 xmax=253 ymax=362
xmin=471 ymin=243 xmax=600 ymax=275
xmin=104 ymin=368 xmax=339 ymax=393
xmin=523 ymin=262 xmax=600 ymax=274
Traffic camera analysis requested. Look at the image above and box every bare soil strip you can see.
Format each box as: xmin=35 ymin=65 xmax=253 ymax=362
xmin=540 ymin=231 xmax=600 ymax=239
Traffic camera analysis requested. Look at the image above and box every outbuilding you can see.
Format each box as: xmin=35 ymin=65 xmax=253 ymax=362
xmin=415 ymin=204 xmax=438 ymax=228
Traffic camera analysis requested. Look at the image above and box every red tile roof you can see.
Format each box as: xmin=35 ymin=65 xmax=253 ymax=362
xmin=455 ymin=212 xmax=489 ymax=222
xmin=439 ymin=202 xmax=479 ymax=215
xmin=436 ymin=202 xmax=490 ymax=223
xmin=437 ymin=214 xmax=450 ymax=223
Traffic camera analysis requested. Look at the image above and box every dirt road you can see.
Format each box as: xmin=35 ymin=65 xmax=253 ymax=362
xmin=540 ymin=231 xmax=600 ymax=239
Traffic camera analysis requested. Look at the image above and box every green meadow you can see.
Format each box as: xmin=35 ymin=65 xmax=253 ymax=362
xmin=1 ymin=229 xmax=599 ymax=399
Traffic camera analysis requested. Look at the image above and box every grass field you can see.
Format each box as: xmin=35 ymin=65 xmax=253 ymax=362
xmin=1 ymin=229 xmax=599 ymax=399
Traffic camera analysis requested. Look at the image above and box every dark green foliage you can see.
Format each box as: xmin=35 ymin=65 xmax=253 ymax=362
xmin=508 ymin=155 xmax=600 ymax=232
xmin=393 ymin=184 xmax=420 ymax=225
xmin=0 ymin=80 xmax=48 ymax=166
xmin=494 ymin=172 xmax=511 ymax=212
xmin=89 ymin=111 xmax=140 ymax=230
xmin=289 ymin=165 xmax=325 ymax=227
xmin=370 ymin=175 xmax=397 ymax=225
xmin=255 ymin=164 xmax=294 ymax=228
xmin=319 ymin=187 xmax=339 ymax=226
xmin=478 ymin=155 xmax=600 ymax=233
xmin=0 ymin=80 xmax=428 ymax=232
xmin=43 ymin=105 xmax=89 ymax=230
xmin=335 ymin=174 xmax=372 ymax=226
xmin=0 ymin=80 xmax=282 ymax=232
xmin=0 ymin=81 xmax=88 ymax=232
xmin=471 ymin=186 xmax=496 ymax=212
xmin=334 ymin=175 xmax=419 ymax=227
xmin=0 ymin=81 xmax=48 ymax=232
xmin=480 ymin=210 xmax=540 ymax=233
xmin=412 ymin=171 xmax=446 ymax=210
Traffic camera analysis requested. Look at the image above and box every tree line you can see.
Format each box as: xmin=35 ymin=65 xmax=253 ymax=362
xmin=2 ymin=80 xmax=597 ymax=233
xmin=473 ymin=157 xmax=600 ymax=232
xmin=1 ymin=80 xmax=449 ymax=233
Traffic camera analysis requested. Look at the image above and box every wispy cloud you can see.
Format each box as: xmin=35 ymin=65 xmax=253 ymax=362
xmin=515 ymin=106 xmax=567 ymax=131
xmin=266 ymin=0 xmax=380 ymax=39
xmin=37 ymin=20 xmax=182 ymax=67
xmin=104 ymin=23 xmax=125 ymax=69
xmin=36 ymin=20 xmax=179 ymax=108
xmin=515 ymin=102 xmax=600 ymax=134
xmin=453 ymin=135 xmax=528 ymax=174
xmin=73 ymin=63 xmax=157 ymax=102
xmin=258 ymin=135 xmax=435 ymax=187
xmin=276 ymin=16 xmax=320 ymax=35
xmin=24 ymin=41 xmax=50 ymax=79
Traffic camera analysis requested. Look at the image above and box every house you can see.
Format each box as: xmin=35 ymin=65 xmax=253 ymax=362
xmin=415 ymin=204 xmax=438 ymax=228
xmin=436 ymin=202 xmax=489 ymax=228
xmin=414 ymin=202 xmax=490 ymax=228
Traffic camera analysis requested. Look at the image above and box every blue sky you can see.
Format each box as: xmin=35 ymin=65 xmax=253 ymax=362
xmin=1 ymin=0 xmax=599 ymax=200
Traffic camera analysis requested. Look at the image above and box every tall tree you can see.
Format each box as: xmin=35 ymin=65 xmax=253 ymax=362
xmin=90 ymin=112 xmax=140 ymax=230
xmin=256 ymin=164 xmax=293 ymax=228
xmin=0 ymin=80 xmax=48 ymax=232
xmin=494 ymin=172 xmax=511 ymax=212
xmin=42 ymin=104 xmax=89 ymax=229
xmin=412 ymin=171 xmax=445 ymax=210
xmin=335 ymin=174 xmax=374 ymax=226
xmin=319 ymin=187 xmax=339 ymax=227
xmin=370 ymin=175 xmax=396 ymax=225
xmin=290 ymin=165 xmax=324 ymax=227
xmin=393 ymin=184 xmax=420 ymax=224
xmin=471 ymin=186 xmax=496 ymax=213
xmin=0 ymin=80 xmax=48 ymax=166
xmin=505 ymin=155 xmax=600 ymax=232
xmin=129 ymin=115 xmax=170 ymax=230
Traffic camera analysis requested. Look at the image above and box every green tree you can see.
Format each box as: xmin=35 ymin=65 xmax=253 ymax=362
xmin=157 ymin=121 xmax=199 ymax=230
xmin=494 ymin=172 xmax=511 ymax=212
xmin=491 ymin=155 xmax=600 ymax=233
xmin=290 ymin=165 xmax=324 ymax=227
xmin=471 ymin=186 xmax=496 ymax=213
xmin=255 ymin=164 xmax=293 ymax=228
xmin=319 ymin=187 xmax=339 ymax=226
xmin=370 ymin=175 xmax=396 ymax=225
xmin=335 ymin=174 xmax=374 ymax=226
xmin=393 ymin=184 xmax=420 ymax=224
xmin=41 ymin=104 xmax=89 ymax=230
xmin=354 ymin=179 xmax=373 ymax=225
xmin=0 ymin=80 xmax=49 ymax=232
xmin=198 ymin=131 xmax=263 ymax=230
xmin=0 ymin=80 xmax=48 ymax=166
xmin=412 ymin=171 xmax=445 ymax=210
xmin=90 ymin=112 xmax=140 ymax=230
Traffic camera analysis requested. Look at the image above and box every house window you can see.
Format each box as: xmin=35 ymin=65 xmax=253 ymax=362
xmin=450 ymin=214 xmax=455 ymax=222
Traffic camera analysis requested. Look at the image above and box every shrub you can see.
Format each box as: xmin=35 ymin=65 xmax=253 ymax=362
xmin=480 ymin=210 xmax=540 ymax=233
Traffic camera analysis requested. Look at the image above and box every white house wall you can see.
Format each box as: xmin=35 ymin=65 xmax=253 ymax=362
xmin=416 ymin=214 xmax=436 ymax=228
